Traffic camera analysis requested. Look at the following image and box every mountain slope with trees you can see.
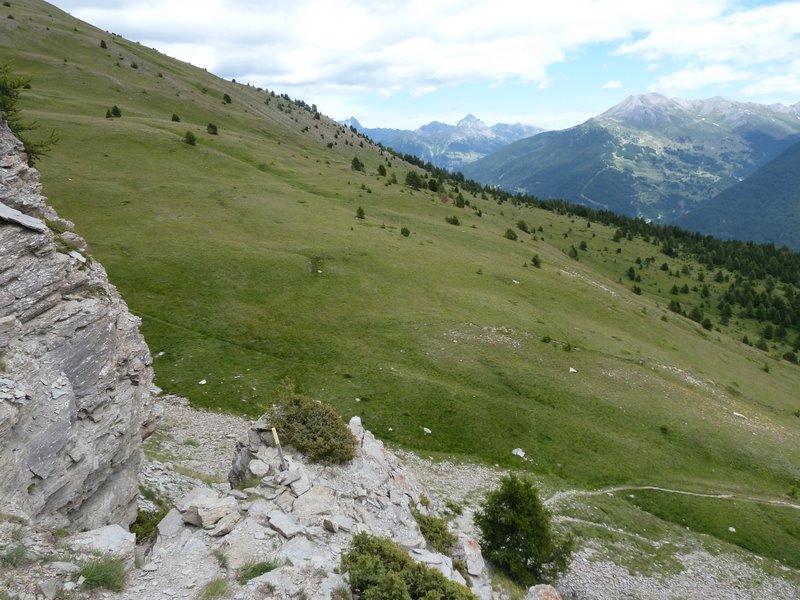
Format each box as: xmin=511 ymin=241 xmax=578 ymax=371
xmin=4 ymin=0 xmax=800 ymax=583
xmin=676 ymin=140 xmax=800 ymax=249
xmin=463 ymin=93 xmax=800 ymax=222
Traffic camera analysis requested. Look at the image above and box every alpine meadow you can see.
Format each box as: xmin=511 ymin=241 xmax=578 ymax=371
xmin=3 ymin=0 xmax=800 ymax=592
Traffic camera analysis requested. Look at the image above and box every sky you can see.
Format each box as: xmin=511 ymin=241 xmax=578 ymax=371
xmin=50 ymin=0 xmax=800 ymax=131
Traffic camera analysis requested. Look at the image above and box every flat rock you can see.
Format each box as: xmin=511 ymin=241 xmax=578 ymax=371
xmin=198 ymin=496 xmax=239 ymax=529
xmin=459 ymin=535 xmax=485 ymax=576
xmin=248 ymin=459 xmax=270 ymax=477
xmin=293 ymin=485 xmax=336 ymax=518
xmin=66 ymin=524 xmax=135 ymax=565
xmin=210 ymin=509 xmax=242 ymax=536
xmin=267 ymin=510 xmax=304 ymax=539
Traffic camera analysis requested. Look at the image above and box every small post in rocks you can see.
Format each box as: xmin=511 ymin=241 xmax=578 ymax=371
xmin=272 ymin=427 xmax=287 ymax=471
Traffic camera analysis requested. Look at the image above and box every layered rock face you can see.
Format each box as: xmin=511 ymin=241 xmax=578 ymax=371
xmin=0 ymin=123 xmax=158 ymax=530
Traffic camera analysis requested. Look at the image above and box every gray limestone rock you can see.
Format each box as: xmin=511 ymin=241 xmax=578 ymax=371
xmin=267 ymin=510 xmax=304 ymax=539
xmin=65 ymin=524 xmax=136 ymax=567
xmin=0 ymin=124 xmax=158 ymax=531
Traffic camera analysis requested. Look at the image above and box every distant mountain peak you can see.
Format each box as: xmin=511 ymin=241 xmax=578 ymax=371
xmin=341 ymin=116 xmax=363 ymax=130
xmin=600 ymin=93 xmax=686 ymax=128
xmin=456 ymin=114 xmax=487 ymax=129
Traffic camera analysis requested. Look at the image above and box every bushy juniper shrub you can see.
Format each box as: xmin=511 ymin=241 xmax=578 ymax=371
xmin=269 ymin=387 xmax=356 ymax=464
xmin=341 ymin=532 xmax=476 ymax=600
xmin=474 ymin=474 xmax=573 ymax=586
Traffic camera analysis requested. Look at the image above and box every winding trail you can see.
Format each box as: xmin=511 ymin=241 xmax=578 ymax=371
xmin=546 ymin=484 xmax=800 ymax=511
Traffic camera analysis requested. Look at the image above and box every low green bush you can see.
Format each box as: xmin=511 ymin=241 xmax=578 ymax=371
xmin=341 ymin=532 xmax=476 ymax=600
xmin=269 ymin=387 xmax=356 ymax=463
xmin=411 ymin=507 xmax=456 ymax=554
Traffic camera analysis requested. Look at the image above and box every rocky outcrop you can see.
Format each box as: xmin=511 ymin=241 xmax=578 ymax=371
xmin=0 ymin=122 xmax=158 ymax=531
xmin=120 ymin=415 xmax=495 ymax=599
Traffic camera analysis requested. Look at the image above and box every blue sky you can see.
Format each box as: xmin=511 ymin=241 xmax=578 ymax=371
xmin=51 ymin=1 xmax=800 ymax=130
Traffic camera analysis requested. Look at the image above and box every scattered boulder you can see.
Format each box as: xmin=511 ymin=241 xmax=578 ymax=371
xmin=65 ymin=524 xmax=136 ymax=568
xmin=525 ymin=584 xmax=562 ymax=599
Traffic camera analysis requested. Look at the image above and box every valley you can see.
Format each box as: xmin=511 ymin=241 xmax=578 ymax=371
xmin=2 ymin=0 xmax=800 ymax=596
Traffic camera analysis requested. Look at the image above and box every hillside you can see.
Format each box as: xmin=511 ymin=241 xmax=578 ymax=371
xmin=344 ymin=114 xmax=545 ymax=171
xmin=4 ymin=0 xmax=800 ymax=589
xmin=676 ymin=140 xmax=800 ymax=249
xmin=463 ymin=93 xmax=800 ymax=222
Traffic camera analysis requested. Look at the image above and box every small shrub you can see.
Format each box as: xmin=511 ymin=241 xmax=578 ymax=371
xmin=237 ymin=560 xmax=278 ymax=584
xmin=99 ymin=39 xmax=107 ymax=49
xmin=206 ymin=123 xmax=218 ymax=135
xmin=269 ymin=387 xmax=357 ymax=463
xmin=377 ymin=164 xmax=387 ymax=177
xmin=531 ymin=254 xmax=541 ymax=268
xmin=110 ymin=105 xmax=121 ymax=117
xmin=351 ymin=156 xmax=364 ymax=171
xmin=356 ymin=206 xmax=365 ymax=220
xmin=444 ymin=499 xmax=464 ymax=517
xmin=341 ymin=533 xmax=475 ymax=600
xmin=1 ymin=544 xmax=26 ymax=567
xmin=171 ymin=113 xmax=180 ymax=122
xmin=199 ymin=578 xmax=229 ymax=600
xmin=183 ymin=131 xmax=196 ymax=146
xmin=475 ymin=474 xmax=573 ymax=586
xmin=400 ymin=226 xmax=410 ymax=237
xmin=105 ymin=109 xmax=112 ymax=118
xmin=445 ymin=215 xmax=460 ymax=226
xmin=130 ymin=62 xmax=138 ymax=69
xmin=331 ymin=584 xmax=352 ymax=600
xmin=222 ymin=93 xmax=231 ymax=104
xmin=411 ymin=507 xmax=456 ymax=554
xmin=516 ymin=219 xmax=529 ymax=233
xmin=504 ymin=229 xmax=518 ymax=241
xmin=79 ymin=556 xmax=126 ymax=592
xmin=541 ymin=335 xmax=551 ymax=343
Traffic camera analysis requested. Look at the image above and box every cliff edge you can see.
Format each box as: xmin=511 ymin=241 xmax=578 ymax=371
xmin=0 ymin=122 xmax=158 ymax=530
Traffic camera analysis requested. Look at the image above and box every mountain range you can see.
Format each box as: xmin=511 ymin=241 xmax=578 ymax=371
xmin=342 ymin=114 xmax=545 ymax=171
xmin=462 ymin=93 xmax=800 ymax=225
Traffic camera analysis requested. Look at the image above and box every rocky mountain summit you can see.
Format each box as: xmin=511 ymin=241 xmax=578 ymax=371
xmin=0 ymin=122 xmax=158 ymax=531
xmin=343 ymin=115 xmax=545 ymax=171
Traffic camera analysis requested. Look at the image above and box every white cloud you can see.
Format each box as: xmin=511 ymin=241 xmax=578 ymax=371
xmin=50 ymin=0 xmax=800 ymax=124
xmin=649 ymin=64 xmax=750 ymax=93
xmin=53 ymin=0 xmax=738 ymax=96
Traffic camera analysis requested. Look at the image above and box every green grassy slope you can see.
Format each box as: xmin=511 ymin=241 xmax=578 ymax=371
xmin=4 ymin=0 xmax=800 ymax=569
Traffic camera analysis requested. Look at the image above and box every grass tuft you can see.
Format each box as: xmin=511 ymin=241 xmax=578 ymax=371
xmin=79 ymin=556 xmax=126 ymax=592
xmin=236 ymin=560 xmax=278 ymax=584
